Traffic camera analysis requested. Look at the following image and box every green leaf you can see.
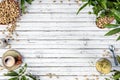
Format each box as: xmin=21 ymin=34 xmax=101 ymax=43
xmin=21 ymin=0 xmax=25 ymax=13
xmin=91 ymin=1 xmax=97 ymax=6
xmin=26 ymin=73 xmax=37 ymax=80
xmin=105 ymin=78 xmax=110 ymax=80
xmin=4 ymin=64 xmax=36 ymax=80
xmin=8 ymin=77 xmax=19 ymax=80
xmin=4 ymin=71 xmax=18 ymax=76
xmin=110 ymin=70 xmax=120 ymax=80
xmin=112 ymin=9 xmax=120 ymax=24
xmin=105 ymin=28 xmax=120 ymax=36
xmin=24 ymin=63 xmax=27 ymax=67
xmin=27 ymin=78 xmax=29 ymax=80
xmin=107 ymin=1 xmax=114 ymax=8
xmin=113 ymin=73 xmax=120 ymax=80
xmin=105 ymin=24 xmax=120 ymax=28
xmin=25 ymin=0 xmax=33 ymax=4
xmin=116 ymin=36 xmax=120 ymax=41
xmin=116 ymin=55 xmax=120 ymax=64
xmin=111 ymin=9 xmax=120 ymax=20
xmin=88 ymin=0 xmax=92 ymax=6
xmin=19 ymin=68 xmax=23 ymax=74
xmin=114 ymin=15 xmax=120 ymax=24
xmin=116 ymin=0 xmax=120 ymax=4
xmin=101 ymin=0 xmax=107 ymax=9
xmin=92 ymin=5 xmax=102 ymax=16
xmin=21 ymin=75 xmax=27 ymax=80
xmin=77 ymin=3 xmax=88 ymax=14
xmin=19 ymin=63 xmax=27 ymax=74
xmin=82 ymin=0 xmax=88 ymax=2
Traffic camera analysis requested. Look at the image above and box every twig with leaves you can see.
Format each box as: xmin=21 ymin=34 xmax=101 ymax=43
xmin=4 ymin=64 xmax=37 ymax=80
xmin=77 ymin=0 xmax=120 ymax=41
xmin=21 ymin=0 xmax=34 ymax=13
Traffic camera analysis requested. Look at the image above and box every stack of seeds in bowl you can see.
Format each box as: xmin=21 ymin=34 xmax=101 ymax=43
xmin=0 ymin=0 xmax=20 ymax=39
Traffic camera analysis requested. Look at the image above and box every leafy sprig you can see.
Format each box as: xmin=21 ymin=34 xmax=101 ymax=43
xmin=20 ymin=0 xmax=34 ymax=13
xmin=77 ymin=0 xmax=120 ymax=41
xmin=105 ymin=70 xmax=120 ymax=80
xmin=105 ymin=55 xmax=120 ymax=80
xmin=4 ymin=64 xmax=37 ymax=80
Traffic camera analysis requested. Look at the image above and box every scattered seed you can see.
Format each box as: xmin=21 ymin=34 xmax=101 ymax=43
xmin=46 ymin=73 xmax=53 ymax=78
xmin=75 ymin=78 xmax=79 ymax=80
xmin=52 ymin=73 xmax=59 ymax=79
xmin=60 ymin=0 xmax=63 ymax=3
xmin=8 ymin=44 xmax=11 ymax=49
xmin=53 ymin=0 xmax=56 ymax=3
xmin=39 ymin=0 xmax=42 ymax=3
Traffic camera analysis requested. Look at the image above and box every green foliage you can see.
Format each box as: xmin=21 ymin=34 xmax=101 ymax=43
xmin=26 ymin=73 xmax=37 ymax=80
xmin=21 ymin=0 xmax=25 ymax=13
xmin=111 ymin=9 xmax=120 ymax=22
xmin=105 ymin=28 xmax=120 ymax=36
xmin=25 ymin=0 xmax=33 ymax=4
xmin=4 ymin=64 xmax=37 ymax=80
xmin=77 ymin=0 xmax=120 ymax=41
xmin=105 ymin=70 xmax=120 ymax=80
xmin=20 ymin=0 xmax=34 ymax=13
xmin=117 ymin=55 xmax=120 ymax=64
xmin=105 ymin=24 xmax=120 ymax=28
xmin=116 ymin=36 xmax=120 ymax=41
xmin=4 ymin=71 xmax=18 ymax=76
xmin=77 ymin=3 xmax=88 ymax=14
xmin=105 ymin=55 xmax=120 ymax=80
xmin=9 ymin=77 xmax=19 ymax=80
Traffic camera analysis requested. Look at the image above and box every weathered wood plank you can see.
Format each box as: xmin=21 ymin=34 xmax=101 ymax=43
xmin=0 ymin=0 xmax=119 ymax=80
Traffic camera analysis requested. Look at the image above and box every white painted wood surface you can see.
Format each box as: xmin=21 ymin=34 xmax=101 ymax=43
xmin=0 ymin=0 xmax=120 ymax=80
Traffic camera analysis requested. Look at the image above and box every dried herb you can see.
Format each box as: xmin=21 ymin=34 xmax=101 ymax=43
xmin=4 ymin=64 xmax=37 ymax=80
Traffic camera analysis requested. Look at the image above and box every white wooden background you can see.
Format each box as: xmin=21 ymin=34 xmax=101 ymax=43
xmin=0 ymin=0 xmax=120 ymax=80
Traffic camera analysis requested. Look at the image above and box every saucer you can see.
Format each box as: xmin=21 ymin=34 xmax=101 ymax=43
xmin=2 ymin=50 xmax=22 ymax=71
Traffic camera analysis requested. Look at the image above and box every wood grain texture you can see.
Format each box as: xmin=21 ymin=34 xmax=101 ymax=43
xmin=0 ymin=0 xmax=120 ymax=80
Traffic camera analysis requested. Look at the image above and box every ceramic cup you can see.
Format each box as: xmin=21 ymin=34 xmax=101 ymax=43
xmin=2 ymin=50 xmax=22 ymax=71
xmin=3 ymin=56 xmax=16 ymax=67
